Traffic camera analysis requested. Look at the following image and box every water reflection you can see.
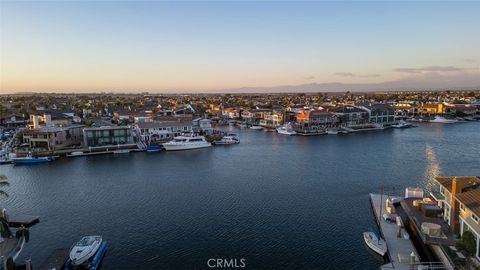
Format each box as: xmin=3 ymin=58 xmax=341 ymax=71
xmin=423 ymin=144 xmax=441 ymax=191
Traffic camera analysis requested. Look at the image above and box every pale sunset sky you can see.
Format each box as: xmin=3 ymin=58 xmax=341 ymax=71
xmin=0 ymin=1 xmax=479 ymax=93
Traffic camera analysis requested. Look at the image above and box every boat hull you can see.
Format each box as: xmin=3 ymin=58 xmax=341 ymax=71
xmin=12 ymin=157 xmax=50 ymax=165
xmin=363 ymin=232 xmax=387 ymax=256
xmin=163 ymin=143 xmax=212 ymax=151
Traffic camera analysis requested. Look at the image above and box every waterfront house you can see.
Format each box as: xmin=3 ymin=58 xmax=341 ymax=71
xmin=416 ymin=102 xmax=454 ymax=115
xmin=330 ymin=106 xmax=370 ymax=127
xmin=83 ymin=126 xmax=134 ymax=148
xmin=259 ymin=110 xmax=284 ymax=127
xmin=192 ymin=118 xmax=212 ymax=131
xmin=361 ymin=104 xmax=397 ymax=127
xmin=295 ymin=109 xmax=337 ymax=128
xmin=22 ymin=125 xmax=84 ymax=151
xmin=431 ymin=176 xmax=480 ymax=259
xmin=135 ymin=121 xmax=192 ymax=143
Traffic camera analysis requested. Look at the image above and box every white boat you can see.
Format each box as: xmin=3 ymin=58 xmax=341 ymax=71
xmin=391 ymin=120 xmax=414 ymax=128
xmin=276 ymin=124 xmax=296 ymax=135
xmin=429 ymin=116 xmax=458 ymax=123
xmin=163 ymin=133 xmax=212 ymax=151
xmin=213 ymin=136 xmax=240 ymax=145
xmin=70 ymin=151 xmax=84 ymax=156
xmin=249 ymin=125 xmax=263 ymax=130
xmin=326 ymin=130 xmax=339 ymax=135
xmin=363 ymin=231 xmax=387 ymax=256
xmin=70 ymin=235 xmax=102 ymax=266
xmin=113 ymin=149 xmax=130 ymax=154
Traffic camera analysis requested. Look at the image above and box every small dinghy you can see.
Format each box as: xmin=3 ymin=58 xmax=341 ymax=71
xmin=70 ymin=236 xmax=103 ymax=266
xmin=363 ymin=231 xmax=387 ymax=256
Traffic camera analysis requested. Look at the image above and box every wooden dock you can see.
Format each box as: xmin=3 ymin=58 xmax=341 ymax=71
xmin=370 ymin=194 xmax=420 ymax=270
xmin=38 ymin=248 xmax=69 ymax=270
xmin=8 ymin=214 xmax=40 ymax=228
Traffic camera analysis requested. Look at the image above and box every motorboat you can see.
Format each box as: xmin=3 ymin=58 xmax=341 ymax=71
xmin=429 ymin=116 xmax=458 ymax=123
xmin=391 ymin=120 xmax=414 ymax=128
xmin=326 ymin=129 xmax=339 ymax=135
xmin=363 ymin=231 xmax=387 ymax=256
xmin=276 ymin=124 xmax=296 ymax=135
xmin=12 ymin=156 xmax=50 ymax=165
xmin=146 ymin=145 xmax=162 ymax=152
xmin=213 ymin=136 xmax=240 ymax=145
xmin=113 ymin=149 xmax=130 ymax=154
xmin=69 ymin=236 xmax=103 ymax=266
xmin=249 ymin=125 xmax=263 ymax=130
xmin=163 ymin=133 xmax=211 ymax=151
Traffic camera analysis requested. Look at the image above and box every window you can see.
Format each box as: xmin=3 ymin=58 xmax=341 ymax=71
xmin=472 ymin=213 xmax=479 ymax=224
xmin=460 ymin=204 xmax=466 ymax=212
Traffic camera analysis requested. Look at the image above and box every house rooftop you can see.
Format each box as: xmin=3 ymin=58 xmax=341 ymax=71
xmin=455 ymin=189 xmax=480 ymax=218
xmin=434 ymin=176 xmax=480 ymax=193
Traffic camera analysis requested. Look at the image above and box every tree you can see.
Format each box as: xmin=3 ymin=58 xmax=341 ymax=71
xmin=0 ymin=175 xmax=10 ymax=198
xmin=460 ymin=231 xmax=477 ymax=256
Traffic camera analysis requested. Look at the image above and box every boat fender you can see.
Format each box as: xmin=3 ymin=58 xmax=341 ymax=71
xmin=6 ymin=257 xmax=15 ymax=270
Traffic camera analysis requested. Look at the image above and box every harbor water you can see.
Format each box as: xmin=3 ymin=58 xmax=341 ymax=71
xmin=1 ymin=122 xmax=479 ymax=269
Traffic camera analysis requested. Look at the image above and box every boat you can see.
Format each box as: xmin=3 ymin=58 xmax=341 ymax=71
xmin=276 ymin=124 xmax=296 ymax=135
xmin=146 ymin=145 xmax=162 ymax=152
xmin=113 ymin=149 xmax=130 ymax=154
xmin=391 ymin=120 xmax=414 ymax=128
xmin=326 ymin=129 xmax=339 ymax=135
xmin=213 ymin=136 xmax=240 ymax=145
xmin=69 ymin=236 xmax=103 ymax=266
xmin=249 ymin=125 xmax=263 ymax=130
xmin=12 ymin=156 xmax=50 ymax=165
xmin=163 ymin=133 xmax=212 ymax=151
xmin=429 ymin=116 xmax=459 ymax=123
xmin=363 ymin=231 xmax=387 ymax=256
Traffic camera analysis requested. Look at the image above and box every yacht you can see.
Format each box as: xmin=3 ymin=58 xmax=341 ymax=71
xmin=326 ymin=129 xmax=339 ymax=135
xmin=276 ymin=124 xmax=296 ymax=135
xmin=363 ymin=231 xmax=387 ymax=256
xmin=69 ymin=236 xmax=103 ymax=266
xmin=249 ymin=125 xmax=263 ymax=130
xmin=163 ymin=133 xmax=211 ymax=151
xmin=213 ymin=136 xmax=240 ymax=145
xmin=391 ymin=120 xmax=414 ymax=128
xmin=429 ymin=116 xmax=459 ymax=123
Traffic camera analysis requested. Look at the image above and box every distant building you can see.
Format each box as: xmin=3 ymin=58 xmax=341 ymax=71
xmin=0 ymin=113 xmax=26 ymax=128
xmin=83 ymin=126 xmax=134 ymax=148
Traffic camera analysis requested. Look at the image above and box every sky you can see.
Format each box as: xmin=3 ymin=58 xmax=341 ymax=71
xmin=1 ymin=1 xmax=479 ymax=93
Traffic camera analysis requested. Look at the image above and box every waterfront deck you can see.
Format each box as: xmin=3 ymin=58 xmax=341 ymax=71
xmin=38 ymin=248 xmax=69 ymax=270
xmin=370 ymin=194 xmax=420 ymax=270
xmin=8 ymin=214 xmax=40 ymax=227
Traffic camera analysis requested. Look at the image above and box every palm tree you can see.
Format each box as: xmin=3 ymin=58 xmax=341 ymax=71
xmin=0 ymin=175 xmax=9 ymax=198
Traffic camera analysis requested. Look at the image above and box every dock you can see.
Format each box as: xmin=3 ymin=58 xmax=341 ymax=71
xmin=370 ymin=193 xmax=419 ymax=270
xmin=38 ymin=248 xmax=69 ymax=270
xmin=8 ymin=214 xmax=40 ymax=228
